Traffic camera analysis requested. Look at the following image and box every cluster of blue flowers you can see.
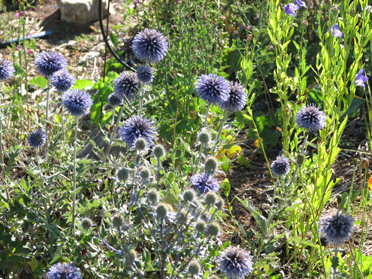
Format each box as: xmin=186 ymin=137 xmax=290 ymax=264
xmin=46 ymin=262 xmax=82 ymax=279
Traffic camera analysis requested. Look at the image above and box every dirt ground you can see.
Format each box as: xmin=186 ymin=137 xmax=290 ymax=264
xmin=1 ymin=0 xmax=372 ymax=273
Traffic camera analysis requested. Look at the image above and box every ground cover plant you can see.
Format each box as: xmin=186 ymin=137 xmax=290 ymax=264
xmin=0 ymin=0 xmax=372 ymax=278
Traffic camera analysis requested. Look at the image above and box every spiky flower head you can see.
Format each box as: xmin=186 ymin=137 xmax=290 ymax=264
xmin=50 ymin=69 xmax=75 ymax=92
xmin=132 ymin=28 xmax=168 ymax=63
xmin=198 ymin=129 xmax=211 ymax=144
xmin=135 ymin=137 xmax=147 ymax=151
xmin=117 ymin=167 xmax=131 ymax=182
xmin=139 ymin=167 xmax=151 ymax=180
xmin=188 ymin=261 xmax=201 ymax=276
xmin=215 ymin=197 xmax=225 ymax=210
xmin=112 ymin=213 xmax=124 ymax=228
xmin=195 ymin=220 xmax=206 ymax=233
xmin=217 ymin=246 xmax=254 ymax=279
xmin=156 ymin=203 xmax=168 ymax=219
xmin=183 ymin=189 xmax=196 ymax=202
xmin=205 ymin=156 xmax=218 ymax=173
xmin=107 ymin=92 xmax=123 ymax=107
xmin=177 ymin=210 xmax=188 ymax=223
xmin=35 ymin=51 xmax=67 ymax=78
xmin=207 ymin=222 xmax=220 ymax=236
xmin=270 ymin=155 xmax=290 ymax=177
xmin=118 ymin=115 xmax=158 ymax=149
xmin=204 ymin=192 xmax=217 ymax=205
xmin=46 ymin=262 xmax=82 ymax=279
xmin=153 ymin=144 xmax=165 ymax=158
xmin=137 ymin=66 xmax=154 ymax=83
xmin=319 ymin=211 xmax=355 ymax=247
xmin=28 ymin=129 xmax=47 ymax=148
xmin=147 ymin=189 xmax=159 ymax=203
xmin=80 ymin=218 xmax=92 ymax=231
xmin=62 ymin=89 xmax=93 ymax=117
xmin=128 ymin=249 xmax=137 ymax=261
xmin=195 ymin=74 xmax=230 ymax=105
xmin=0 ymin=58 xmax=15 ymax=81
xmin=190 ymin=173 xmax=219 ymax=194
xmin=113 ymin=72 xmax=139 ymax=101
xmin=219 ymin=82 xmax=247 ymax=112
xmin=295 ymin=104 xmax=327 ymax=132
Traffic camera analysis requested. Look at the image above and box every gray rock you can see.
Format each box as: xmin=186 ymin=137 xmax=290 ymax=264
xmin=56 ymin=0 xmax=114 ymax=25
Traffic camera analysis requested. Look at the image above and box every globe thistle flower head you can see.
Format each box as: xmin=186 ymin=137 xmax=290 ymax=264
xmin=35 ymin=51 xmax=67 ymax=78
xmin=219 ymin=82 xmax=247 ymax=112
xmin=107 ymin=92 xmax=123 ymax=107
xmin=190 ymin=173 xmax=219 ymax=194
xmin=198 ymin=129 xmax=211 ymax=145
xmin=152 ymin=144 xmax=166 ymax=158
xmin=46 ymin=262 xmax=82 ymax=279
xmin=28 ymin=129 xmax=47 ymax=148
xmin=217 ymin=246 xmax=254 ymax=279
xmin=50 ymin=69 xmax=75 ymax=92
xmin=118 ymin=115 xmax=158 ymax=149
xmin=319 ymin=211 xmax=355 ymax=247
xmin=113 ymin=72 xmax=139 ymax=101
xmin=195 ymin=74 xmax=230 ymax=105
xmin=62 ymin=89 xmax=93 ymax=117
xmin=295 ymin=104 xmax=326 ymax=132
xmin=80 ymin=218 xmax=92 ymax=231
xmin=270 ymin=155 xmax=290 ymax=177
xmin=137 ymin=66 xmax=154 ymax=83
xmin=132 ymin=28 xmax=168 ymax=63
xmin=0 ymin=58 xmax=15 ymax=81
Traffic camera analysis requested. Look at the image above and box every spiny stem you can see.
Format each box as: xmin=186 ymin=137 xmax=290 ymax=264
xmin=71 ymin=116 xmax=78 ymax=235
xmin=105 ymin=105 xmax=124 ymax=160
xmin=204 ymin=103 xmax=211 ymax=127
xmin=212 ymin=110 xmax=228 ymax=154
xmin=45 ymin=79 xmax=50 ymax=159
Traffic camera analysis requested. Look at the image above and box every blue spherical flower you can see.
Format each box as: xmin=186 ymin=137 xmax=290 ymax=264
xmin=295 ymin=104 xmax=327 ymax=132
xmin=35 ymin=51 xmax=67 ymax=78
xmin=319 ymin=211 xmax=354 ymax=247
xmin=217 ymin=246 xmax=254 ymax=279
xmin=107 ymin=92 xmax=123 ymax=107
xmin=50 ymin=69 xmax=75 ymax=92
xmin=113 ymin=72 xmax=139 ymax=101
xmin=190 ymin=173 xmax=219 ymax=194
xmin=62 ymin=89 xmax=93 ymax=117
xmin=270 ymin=155 xmax=290 ymax=177
xmin=46 ymin=262 xmax=82 ymax=279
xmin=118 ymin=115 xmax=158 ymax=149
xmin=132 ymin=28 xmax=168 ymax=63
xmin=195 ymin=74 xmax=230 ymax=105
xmin=219 ymin=82 xmax=247 ymax=112
xmin=28 ymin=129 xmax=47 ymax=148
xmin=137 ymin=66 xmax=154 ymax=83
xmin=0 ymin=58 xmax=15 ymax=81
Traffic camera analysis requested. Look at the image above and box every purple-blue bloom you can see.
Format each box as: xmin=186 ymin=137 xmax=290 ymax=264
xmin=46 ymin=262 xmax=82 ymax=279
xmin=217 ymin=246 xmax=254 ymax=279
xmin=50 ymin=69 xmax=75 ymax=92
xmin=118 ymin=115 xmax=158 ymax=149
xmin=195 ymin=74 xmax=230 ymax=105
xmin=283 ymin=4 xmax=299 ymax=17
xmin=107 ymin=92 xmax=123 ymax=107
xmin=319 ymin=211 xmax=354 ymax=247
xmin=35 ymin=51 xmax=67 ymax=78
xmin=271 ymin=155 xmax=290 ymax=177
xmin=190 ymin=173 xmax=219 ymax=194
xmin=62 ymin=89 xmax=93 ymax=117
xmin=295 ymin=0 xmax=306 ymax=8
xmin=219 ymin=81 xmax=247 ymax=113
xmin=330 ymin=24 xmax=343 ymax=37
xmin=28 ymin=129 xmax=47 ymax=148
xmin=113 ymin=72 xmax=139 ymax=101
xmin=295 ymin=104 xmax=326 ymax=132
xmin=137 ymin=66 xmax=154 ymax=83
xmin=0 ymin=58 xmax=15 ymax=81
xmin=354 ymin=68 xmax=369 ymax=87
xmin=132 ymin=29 xmax=168 ymax=63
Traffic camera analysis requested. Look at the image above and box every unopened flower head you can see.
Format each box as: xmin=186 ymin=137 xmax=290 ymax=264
xmin=62 ymin=89 xmax=93 ymax=117
xmin=270 ymin=155 xmax=290 ymax=177
xmin=46 ymin=262 xmax=82 ymax=279
xmin=156 ymin=203 xmax=168 ymax=219
xmin=205 ymin=156 xmax=218 ymax=173
xmin=118 ymin=115 xmax=158 ymax=149
xmin=132 ymin=28 xmax=168 ymax=63
xmin=217 ymin=246 xmax=254 ymax=279
xmin=0 ymin=58 xmax=15 ymax=81
xmin=50 ymin=69 xmax=75 ymax=92
xmin=195 ymin=220 xmax=206 ymax=233
xmin=117 ymin=167 xmax=131 ymax=182
xmin=188 ymin=261 xmax=201 ymax=276
xmin=139 ymin=167 xmax=151 ymax=180
xmin=207 ymin=222 xmax=220 ymax=236
xmin=330 ymin=23 xmax=343 ymax=38
xmin=198 ymin=129 xmax=211 ymax=144
xmin=137 ymin=66 xmax=154 ymax=83
xmin=147 ymin=189 xmax=159 ymax=203
xmin=295 ymin=104 xmax=326 ymax=132
xmin=355 ymin=68 xmax=369 ymax=87
xmin=183 ymin=189 xmax=196 ymax=202
xmin=204 ymin=192 xmax=217 ymax=205
xmin=152 ymin=144 xmax=165 ymax=158
xmin=283 ymin=4 xmax=299 ymax=17
xmin=219 ymin=81 xmax=247 ymax=112
xmin=80 ymin=218 xmax=92 ymax=231
xmin=112 ymin=213 xmax=124 ymax=228
xmin=28 ymin=129 xmax=47 ymax=148
xmin=135 ymin=137 xmax=147 ymax=151
xmin=113 ymin=72 xmax=139 ymax=101
xmin=190 ymin=173 xmax=219 ymax=194
xmin=35 ymin=51 xmax=67 ymax=78
xmin=107 ymin=92 xmax=123 ymax=107
xmin=319 ymin=211 xmax=354 ymax=247
xmin=195 ymin=74 xmax=230 ymax=105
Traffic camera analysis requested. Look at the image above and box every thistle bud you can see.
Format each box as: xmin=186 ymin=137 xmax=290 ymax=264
xmin=153 ymin=144 xmax=165 ymax=158
xmin=188 ymin=261 xmax=201 ymax=276
xmin=205 ymin=156 xmax=218 ymax=173
xmin=135 ymin=137 xmax=147 ymax=151
xmin=140 ymin=167 xmax=151 ymax=180
xmin=147 ymin=189 xmax=158 ymax=203
xmin=117 ymin=168 xmax=131 ymax=182
xmin=204 ymin=192 xmax=217 ymax=205
xmin=81 ymin=218 xmax=92 ymax=230
xmin=112 ymin=213 xmax=124 ymax=228
xmin=195 ymin=220 xmax=206 ymax=233
xmin=128 ymin=249 xmax=137 ymax=261
xmin=183 ymin=189 xmax=196 ymax=202
xmin=207 ymin=222 xmax=220 ymax=236
xmin=156 ymin=203 xmax=168 ymax=219
xmin=198 ymin=130 xmax=211 ymax=144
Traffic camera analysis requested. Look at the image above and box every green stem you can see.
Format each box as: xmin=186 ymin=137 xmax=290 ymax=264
xmin=71 ymin=116 xmax=78 ymax=235
xmin=45 ymin=79 xmax=50 ymax=158
xmin=62 ymin=105 xmax=65 ymax=141
xmin=105 ymin=105 xmax=124 ymax=160
xmin=212 ymin=110 xmax=228 ymax=154
xmin=204 ymin=103 xmax=211 ymax=127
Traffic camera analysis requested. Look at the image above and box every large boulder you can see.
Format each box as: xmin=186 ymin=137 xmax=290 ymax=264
xmin=56 ymin=0 xmax=113 ymax=25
